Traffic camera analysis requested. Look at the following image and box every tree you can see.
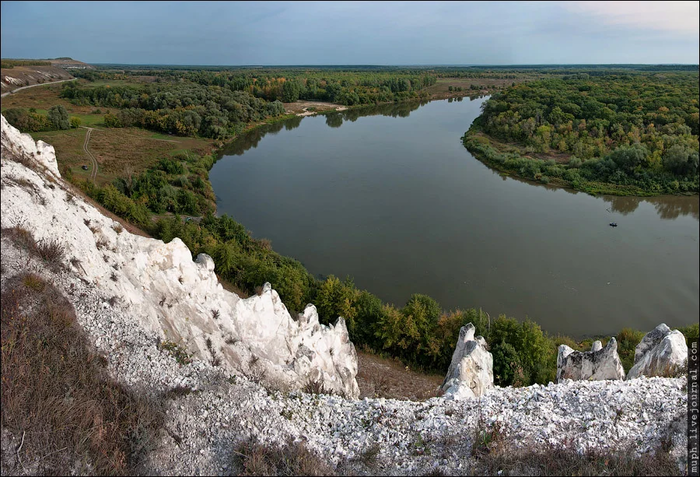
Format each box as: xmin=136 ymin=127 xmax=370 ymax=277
xmin=70 ymin=117 xmax=82 ymax=128
xmin=103 ymin=113 xmax=122 ymax=128
xmin=281 ymin=80 xmax=302 ymax=103
xmin=48 ymin=105 xmax=70 ymax=130
xmin=663 ymin=144 xmax=694 ymax=175
xmin=608 ymin=144 xmax=649 ymax=172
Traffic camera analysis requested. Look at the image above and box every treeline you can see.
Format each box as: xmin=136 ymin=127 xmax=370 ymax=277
xmin=4 ymin=105 xmax=81 ymax=132
xmin=71 ymin=150 xmax=699 ymax=384
xmin=59 ymin=82 xmax=286 ymax=139
xmin=74 ymin=67 xmax=438 ymax=105
xmin=1 ymin=59 xmax=52 ymax=68
xmin=464 ymin=72 xmax=699 ymax=195
xmin=179 ymin=69 xmax=437 ymax=105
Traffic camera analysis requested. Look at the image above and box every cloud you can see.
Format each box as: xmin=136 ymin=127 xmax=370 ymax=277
xmin=565 ymin=1 xmax=699 ymax=35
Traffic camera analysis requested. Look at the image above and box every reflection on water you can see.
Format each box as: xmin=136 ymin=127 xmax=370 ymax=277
xmin=598 ymin=194 xmax=698 ymax=221
xmin=648 ymin=196 xmax=700 ymax=221
xmin=603 ymin=196 xmax=641 ymax=216
xmin=501 ymin=171 xmax=698 ymax=221
xmin=220 ymin=98 xmax=482 ymax=158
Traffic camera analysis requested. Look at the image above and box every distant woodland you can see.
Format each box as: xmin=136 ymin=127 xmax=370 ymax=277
xmin=463 ymin=70 xmax=699 ymax=195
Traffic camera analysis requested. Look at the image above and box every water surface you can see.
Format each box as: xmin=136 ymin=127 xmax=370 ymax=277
xmin=211 ymin=98 xmax=699 ymax=337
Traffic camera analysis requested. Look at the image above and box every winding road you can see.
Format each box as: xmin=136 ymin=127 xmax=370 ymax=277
xmin=81 ymin=127 xmax=98 ymax=182
xmin=0 ymin=78 xmax=78 ymax=98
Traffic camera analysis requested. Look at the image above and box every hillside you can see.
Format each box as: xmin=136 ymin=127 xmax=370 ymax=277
xmin=0 ymin=58 xmax=94 ymax=94
xmin=0 ymin=114 xmax=689 ymax=475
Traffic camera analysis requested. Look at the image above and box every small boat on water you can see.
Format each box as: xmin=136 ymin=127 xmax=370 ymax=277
xmin=609 ymin=222 xmax=618 ymax=227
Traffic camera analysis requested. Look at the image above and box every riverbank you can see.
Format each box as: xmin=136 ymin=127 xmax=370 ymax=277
xmin=462 ymin=126 xmax=699 ymax=197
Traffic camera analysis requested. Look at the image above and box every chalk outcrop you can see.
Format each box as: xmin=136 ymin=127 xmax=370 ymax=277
xmin=440 ymin=323 xmax=494 ymax=399
xmin=0 ymin=115 xmax=359 ymax=399
xmin=627 ymin=324 xmax=688 ymax=380
xmin=557 ymin=338 xmax=625 ymax=382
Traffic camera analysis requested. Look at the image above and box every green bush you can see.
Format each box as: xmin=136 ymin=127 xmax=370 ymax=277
xmin=616 ymin=328 xmax=645 ymax=372
xmin=677 ymin=323 xmax=699 ymax=348
xmin=48 ymin=105 xmax=70 ymax=130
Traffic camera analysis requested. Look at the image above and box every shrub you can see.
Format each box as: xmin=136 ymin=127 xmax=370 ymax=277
xmin=36 ymin=238 xmax=65 ymax=267
xmin=103 ymin=113 xmax=122 ymax=128
xmin=616 ymin=328 xmax=645 ymax=372
xmin=677 ymin=323 xmax=699 ymax=348
xmin=48 ymin=105 xmax=70 ymax=130
xmin=316 ymin=275 xmax=359 ymax=330
xmin=232 ymin=437 xmax=335 ymax=476
xmin=2 ymin=225 xmax=38 ymax=252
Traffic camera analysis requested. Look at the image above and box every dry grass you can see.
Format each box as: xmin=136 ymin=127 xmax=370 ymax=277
xmin=1 ymin=225 xmax=65 ymax=270
xmin=28 ymin=128 xmax=92 ymax=180
xmin=85 ymin=127 xmax=212 ymax=181
xmin=0 ymin=273 xmax=164 ymax=475
xmin=0 ymin=77 xmax=73 ymax=102
xmin=1 ymin=225 xmax=37 ymax=252
xmin=355 ymin=349 xmax=444 ymax=400
xmin=472 ymin=441 xmax=681 ymax=476
xmin=231 ymin=437 xmax=336 ymax=476
xmin=35 ymin=238 xmax=65 ymax=266
xmin=468 ymin=416 xmax=681 ymax=476
xmin=302 ymin=378 xmax=328 ymax=396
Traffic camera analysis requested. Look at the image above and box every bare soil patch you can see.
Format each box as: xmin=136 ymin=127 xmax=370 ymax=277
xmin=472 ymin=130 xmax=573 ymax=164
xmin=356 ymin=349 xmax=444 ymax=401
xmin=282 ymin=100 xmax=347 ymax=116
xmin=0 ymin=66 xmax=74 ymax=93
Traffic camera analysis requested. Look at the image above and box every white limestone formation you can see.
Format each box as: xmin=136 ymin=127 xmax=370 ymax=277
xmin=440 ymin=323 xmax=494 ymax=399
xmin=557 ymin=338 xmax=625 ymax=382
xmin=0 ymin=114 xmax=360 ymax=399
xmin=627 ymin=323 xmax=688 ymax=380
xmin=1 ymin=114 xmax=59 ymax=177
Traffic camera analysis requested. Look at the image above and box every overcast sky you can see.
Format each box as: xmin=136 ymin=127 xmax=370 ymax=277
xmin=1 ymin=1 xmax=698 ymax=65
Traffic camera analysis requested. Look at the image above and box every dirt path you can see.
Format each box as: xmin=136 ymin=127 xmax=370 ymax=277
xmin=81 ymin=127 xmax=98 ymax=182
xmin=0 ymin=78 xmax=77 ymax=98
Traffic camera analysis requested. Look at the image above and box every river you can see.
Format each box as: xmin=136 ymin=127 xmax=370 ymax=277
xmin=210 ymin=97 xmax=699 ymax=337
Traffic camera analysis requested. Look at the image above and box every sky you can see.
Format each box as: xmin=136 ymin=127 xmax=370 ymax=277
xmin=1 ymin=1 xmax=698 ymax=65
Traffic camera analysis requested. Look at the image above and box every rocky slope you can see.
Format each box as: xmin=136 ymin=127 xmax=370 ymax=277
xmin=0 ymin=115 xmax=689 ymax=475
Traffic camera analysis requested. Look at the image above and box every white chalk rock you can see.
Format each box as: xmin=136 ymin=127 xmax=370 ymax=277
xmin=0 ymin=114 xmax=360 ymax=399
xmin=440 ymin=323 xmax=494 ymax=399
xmin=557 ymin=338 xmax=625 ymax=382
xmin=627 ymin=324 xmax=688 ymax=380
xmin=1 ymin=114 xmax=60 ymax=178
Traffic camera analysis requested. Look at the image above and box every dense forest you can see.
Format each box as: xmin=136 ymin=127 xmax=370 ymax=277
xmin=3 ymin=68 xmax=438 ymax=138
xmin=59 ymin=82 xmax=286 ymax=139
xmin=72 ymin=67 xmax=439 ymax=104
xmin=463 ymin=71 xmax=699 ymax=195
